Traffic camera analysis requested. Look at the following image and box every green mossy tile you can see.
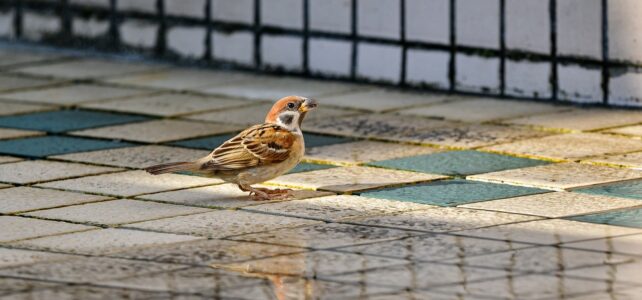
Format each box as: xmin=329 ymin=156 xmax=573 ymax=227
xmin=0 ymin=110 xmax=150 ymax=133
xmin=0 ymin=136 xmax=134 ymax=158
xmin=569 ymin=208 xmax=642 ymax=229
xmin=575 ymin=180 xmax=642 ymax=201
xmin=169 ymin=133 xmax=237 ymax=150
xmin=288 ymin=163 xmax=336 ymax=174
xmin=304 ymin=133 xmax=353 ymax=148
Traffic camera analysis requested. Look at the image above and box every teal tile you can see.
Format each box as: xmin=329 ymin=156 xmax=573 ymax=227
xmin=0 ymin=136 xmax=134 ymax=157
xmin=569 ymin=207 xmax=642 ymax=228
xmin=304 ymin=133 xmax=353 ymax=147
xmin=0 ymin=110 xmax=150 ymax=133
xmin=576 ymin=180 xmax=642 ymax=201
xmin=360 ymin=179 xmax=549 ymax=207
xmin=288 ymin=163 xmax=336 ymax=174
xmin=170 ymin=133 xmax=237 ymax=150
xmin=368 ymin=150 xmax=549 ymax=176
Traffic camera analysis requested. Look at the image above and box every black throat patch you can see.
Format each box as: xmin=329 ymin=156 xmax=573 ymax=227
xmin=279 ymin=114 xmax=294 ymax=126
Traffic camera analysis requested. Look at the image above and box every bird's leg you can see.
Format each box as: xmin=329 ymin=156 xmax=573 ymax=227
xmin=238 ymin=184 xmax=291 ymax=200
xmin=255 ymin=187 xmax=293 ymax=196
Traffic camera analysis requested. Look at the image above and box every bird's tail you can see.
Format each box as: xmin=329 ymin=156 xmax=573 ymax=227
xmin=144 ymin=161 xmax=199 ymax=175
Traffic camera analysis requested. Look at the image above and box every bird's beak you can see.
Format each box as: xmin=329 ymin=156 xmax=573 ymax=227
xmin=299 ymin=98 xmax=318 ymax=112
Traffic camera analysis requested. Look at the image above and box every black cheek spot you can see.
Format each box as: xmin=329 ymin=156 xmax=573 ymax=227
xmin=279 ymin=114 xmax=294 ymax=125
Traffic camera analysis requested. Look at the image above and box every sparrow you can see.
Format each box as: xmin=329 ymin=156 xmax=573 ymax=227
xmin=145 ymin=96 xmax=317 ymax=200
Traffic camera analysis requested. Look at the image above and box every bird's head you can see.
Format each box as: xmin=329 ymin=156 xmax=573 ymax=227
xmin=265 ymin=96 xmax=317 ymax=131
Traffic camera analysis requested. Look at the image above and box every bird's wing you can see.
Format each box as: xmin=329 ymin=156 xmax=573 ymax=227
xmin=202 ymin=123 xmax=296 ymax=171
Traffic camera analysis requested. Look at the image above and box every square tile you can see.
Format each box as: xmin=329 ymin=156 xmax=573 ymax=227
xmin=136 ymin=183 xmax=334 ymax=208
xmin=71 ymin=119 xmax=243 ymax=143
xmin=0 ymin=84 xmax=153 ymax=105
xmin=304 ymin=133 xmax=355 ymax=148
xmin=504 ymin=108 xmax=642 ymax=131
xmin=585 ymin=151 xmax=642 ymax=169
xmin=396 ymin=97 xmax=567 ymax=122
xmin=563 ymin=233 xmax=642 ymax=257
xmin=555 ymin=262 xmax=642 ymax=290
xmin=0 ymin=155 xmax=22 ymax=164
xmin=287 ymin=162 xmax=336 ymax=173
xmin=348 ymin=207 xmax=540 ymax=232
xmin=360 ymin=179 xmax=549 ymax=207
xmin=244 ymin=195 xmax=433 ymax=222
xmin=0 ymin=74 xmax=58 ymax=92
xmin=575 ymin=179 xmax=642 ymax=200
xmin=13 ymin=228 xmax=203 ymax=255
xmin=320 ymin=89 xmax=450 ymax=112
xmin=461 ymin=191 xmax=642 ymax=218
xmin=2 ymin=284 xmax=186 ymax=299
xmin=169 ymin=133 xmax=236 ymax=150
xmin=230 ymin=222 xmax=419 ymax=249
xmin=0 ymin=160 xmax=121 ymax=184
xmin=24 ymin=199 xmax=210 ymax=226
xmin=126 ymin=210 xmax=319 ymax=238
xmin=267 ymin=166 xmax=446 ymax=193
xmin=0 ymin=101 xmax=54 ymax=117
xmin=305 ymin=140 xmax=441 ymax=165
xmin=11 ymin=59 xmax=163 ymax=79
xmin=0 ymin=187 xmax=110 ymax=214
xmin=469 ymin=162 xmax=642 ymax=191
xmin=454 ymin=219 xmax=642 ymax=245
xmin=0 ymin=110 xmax=150 ymax=133
xmin=0 ymin=49 xmax=63 ymax=68
xmin=368 ymin=150 xmax=549 ymax=176
xmin=0 ymin=216 xmax=94 ymax=242
xmin=483 ymin=133 xmax=642 ymax=160
xmin=570 ymin=207 xmax=642 ymax=229
xmin=0 ymin=136 xmax=134 ymax=158
xmin=606 ymin=124 xmax=642 ymax=137
xmin=50 ymin=145 xmax=209 ymax=169
xmin=37 ymin=170 xmax=222 ymax=197
xmin=80 ymin=93 xmax=248 ymax=117
xmin=0 ymin=248 xmax=73 ymax=269
xmin=101 ymin=68 xmax=254 ymax=90
xmin=0 ymin=128 xmax=42 ymax=140
xmin=306 ymin=113 xmax=452 ymax=139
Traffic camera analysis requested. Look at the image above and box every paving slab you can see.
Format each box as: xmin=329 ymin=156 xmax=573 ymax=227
xmin=50 ymin=145 xmax=209 ymax=169
xmin=0 ymin=187 xmax=110 ymax=214
xmin=570 ymin=207 xmax=642 ymax=229
xmin=0 ymin=84 xmax=153 ymax=105
xmin=13 ymin=228 xmax=203 ymax=255
xmin=102 ymin=68 xmax=254 ymax=90
xmin=0 ymin=216 xmax=95 ymax=243
xmin=0 ymin=160 xmax=121 ymax=184
xmin=244 ymin=195 xmax=433 ymax=222
xmin=585 ymin=151 xmax=642 ymax=169
xmin=563 ymin=233 xmax=642 ymax=257
xmin=1 ymin=285 xmax=187 ymax=299
xmin=71 ymin=119 xmax=243 ymax=143
xmin=504 ymin=108 xmax=642 ymax=131
xmin=0 ymin=110 xmax=150 ymax=133
xmin=605 ymin=124 xmax=642 ymax=137
xmin=483 ymin=133 xmax=642 ymax=160
xmin=10 ymin=59 xmax=163 ymax=79
xmin=0 ymin=277 xmax=62 ymax=297
xmin=396 ymin=97 xmax=567 ymax=122
xmin=168 ymin=132 xmax=237 ymax=149
xmin=0 ymin=135 xmax=134 ymax=157
xmin=368 ymin=150 xmax=549 ymax=176
xmin=0 ymin=74 xmax=58 ymax=92
xmin=453 ymin=218 xmax=642 ymax=245
xmin=320 ymin=89 xmax=450 ymax=112
xmin=347 ymin=207 xmax=540 ymax=233
xmin=469 ymin=162 xmax=642 ymax=191
xmin=0 ymin=101 xmax=54 ymax=117
xmin=306 ymin=113 xmax=452 ymax=139
xmin=0 ymin=156 xmax=22 ymax=164
xmin=37 ymin=170 xmax=222 ymax=197
xmin=127 ymin=209 xmax=319 ymax=238
xmin=24 ymin=199 xmax=210 ymax=226
xmin=361 ymin=179 xmax=549 ymax=207
xmin=0 ymin=49 xmax=64 ymax=68
xmin=0 ymin=128 xmax=42 ymax=140
xmin=461 ymin=191 xmax=642 ymax=218
xmin=229 ymin=222 xmax=420 ymax=249
xmin=80 ymin=93 xmax=248 ymax=117
xmin=267 ymin=165 xmax=446 ymax=193
xmin=555 ymin=262 xmax=642 ymax=293
xmin=575 ymin=179 xmax=642 ymax=200
xmin=288 ymin=162 xmax=336 ymax=173
xmin=305 ymin=140 xmax=441 ymax=165
xmin=0 ymin=248 xmax=74 ymax=269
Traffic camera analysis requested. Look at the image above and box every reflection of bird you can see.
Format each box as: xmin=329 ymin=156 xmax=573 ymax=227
xmin=145 ymin=96 xmax=317 ymax=200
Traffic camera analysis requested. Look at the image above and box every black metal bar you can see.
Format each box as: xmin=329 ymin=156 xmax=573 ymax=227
xmin=302 ymin=0 xmax=309 ymax=75
xmin=61 ymin=0 xmax=72 ymax=37
xmin=549 ymin=0 xmax=558 ymax=100
xmin=399 ymin=0 xmax=407 ymax=86
xmin=499 ymin=0 xmax=505 ymax=97
xmin=14 ymin=0 xmax=22 ymax=39
xmin=155 ymin=0 xmax=166 ymax=56
xmin=601 ymin=0 xmax=609 ymax=104
xmin=448 ymin=0 xmax=456 ymax=91
xmin=108 ymin=0 xmax=119 ymax=47
xmin=350 ymin=0 xmax=357 ymax=79
xmin=253 ymin=0 xmax=262 ymax=68
xmin=205 ymin=0 xmax=212 ymax=61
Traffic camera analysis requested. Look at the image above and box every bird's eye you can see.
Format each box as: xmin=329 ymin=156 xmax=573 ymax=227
xmin=287 ymin=102 xmax=295 ymax=109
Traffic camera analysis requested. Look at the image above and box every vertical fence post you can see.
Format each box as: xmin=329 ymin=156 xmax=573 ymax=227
xmin=399 ymin=0 xmax=407 ymax=86
xmin=448 ymin=0 xmax=456 ymax=92
xmin=549 ymin=0 xmax=558 ymax=101
xmin=601 ymin=0 xmax=609 ymax=104
xmin=499 ymin=0 xmax=505 ymax=97
xmin=253 ymin=0 xmax=262 ymax=69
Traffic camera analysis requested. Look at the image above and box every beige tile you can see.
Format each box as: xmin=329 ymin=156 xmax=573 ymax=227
xmin=0 ymin=160 xmax=121 ymax=184
xmin=24 ymin=199 xmax=208 ymax=226
xmin=70 ymin=119 xmax=242 ymax=143
xmin=37 ymin=170 xmax=222 ymax=197
xmin=0 ymin=216 xmax=95 ymax=242
xmin=306 ymin=113 xmax=452 ymax=139
xmin=0 ymin=248 xmax=74 ymax=269
xmin=397 ymin=97 xmax=567 ymax=122
xmin=557 ymin=261 xmax=642 ymax=287
xmin=127 ymin=210 xmax=319 ymax=238
xmin=461 ymin=192 xmax=642 ymax=218
xmin=605 ymin=124 xmax=642 ymax=137
xmin=563 ymin=233 xmax=642 ymax=257
xmin=80 ymin=93 xmax=248 ymax=117
xmin=504 ymin=108 xmax=642 ymax=131
xmin=0 ymin=101 xmax=55 ymax=116
xmin=50 ymin=145 xmax=209 ymax=169
xmin=320 ymin=89 xmax=450 ymax=112
xmin=0 ymin=49 xmax=64 ymax=68
xmin=483 ymin=133 xmax=642 ymax=160
xmin=136 ymin=183 xmax=333 ymax=208
xmin=0 ymin=74 xmax=59 ymax=92
xmin=197 ymin=76 xmax=367 ymax=101
xmin=454 ymin=219 xmax=642 ymax=245
xmin=244 ymin=195 xmax=434 ymax=221
xmin=584 ymin=151 xmax=642 ymax=169
xmin=305 ymin=140 xmax=441 ymax=165
xmin=13 ymin=228 xmax=203 ymax=255
xmin=349 ymin=207 xmax=540 ymax=232
xmin=267 ymin=166 xmax=446 ymax=193
xmin=0 ymin=83 xmax=153 ymax=105
xmin=469 ymin=162 xmax=642 ymax=190
xmin=0 ymin=187 xmax=110 ymax=214
xmin=101 ymin=68 xmax=254 ymax=90
xmin=11 ymin=58 xmax=163 ymax=79
xmin=0 ymin=128 xmax=42 ymax=140
xmin=0 ymin=155 xmax=23 ymax=164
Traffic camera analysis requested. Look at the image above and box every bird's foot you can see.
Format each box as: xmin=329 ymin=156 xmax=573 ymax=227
xmin=240 ymin=185 xmax=292 ymax=201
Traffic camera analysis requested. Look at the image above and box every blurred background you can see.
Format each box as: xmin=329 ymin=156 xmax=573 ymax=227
xmin=0 ymin=0 xmax=641 ymax=107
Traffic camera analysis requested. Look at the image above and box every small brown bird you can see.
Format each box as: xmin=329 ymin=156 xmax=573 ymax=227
xmin=145 ymin=96 xmax=317 ymax=200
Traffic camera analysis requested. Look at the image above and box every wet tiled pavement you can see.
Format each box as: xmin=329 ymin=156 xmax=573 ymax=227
xmin=0 ymin=47 xmax=641 ymax=300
